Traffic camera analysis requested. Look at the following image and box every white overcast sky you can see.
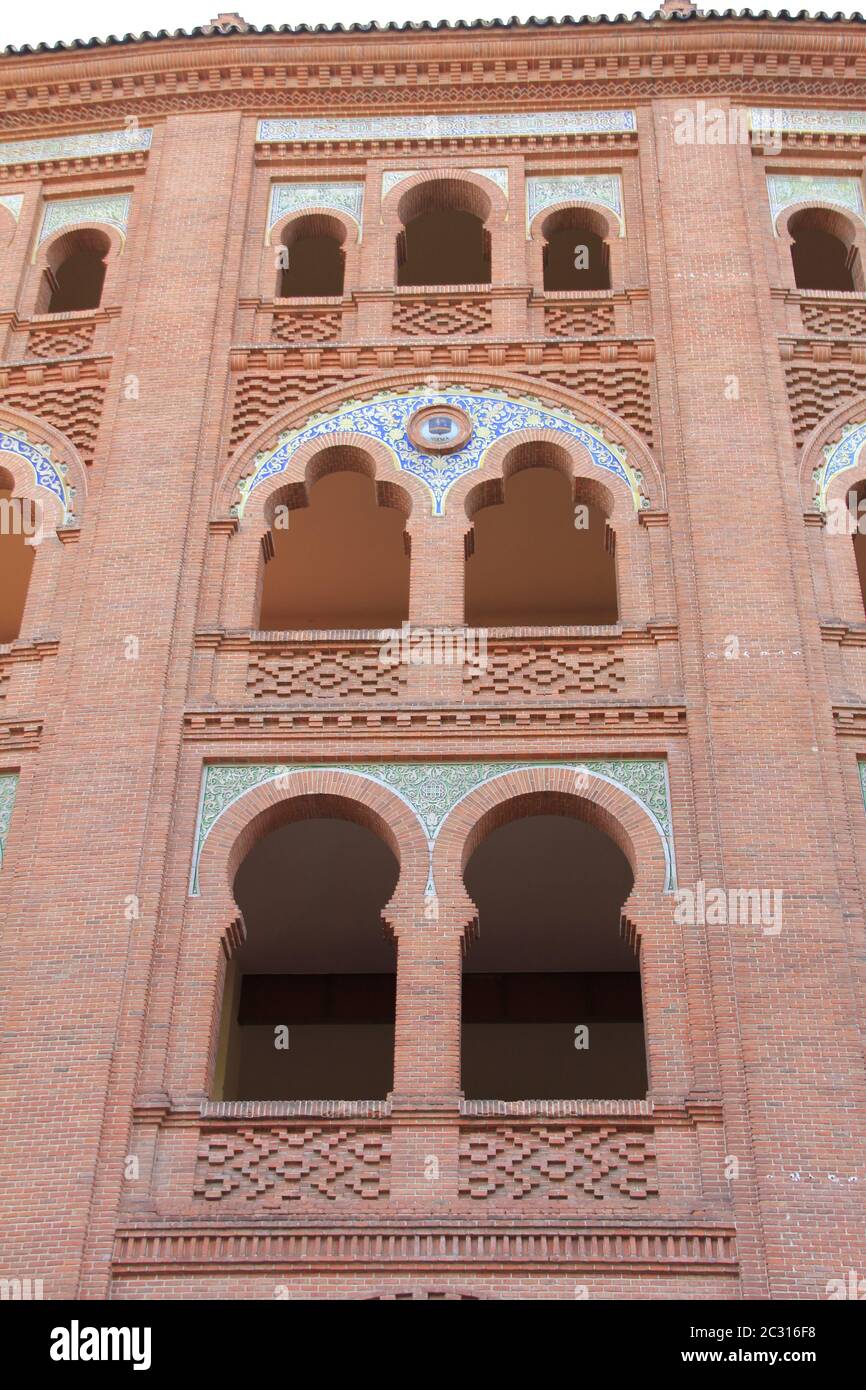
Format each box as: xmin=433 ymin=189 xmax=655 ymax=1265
xmin=1 ymin=2 xmax=863 ymax=52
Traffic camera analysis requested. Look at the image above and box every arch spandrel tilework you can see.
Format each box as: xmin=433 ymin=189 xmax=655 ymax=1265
xmin=526 ymin=174 xmax=624 ymax=234
xmin=766 ymin=174 xmax=865 ymax=232
xmin=0 ymin=773 xmax=19 ymax=870
xmin=235 ymin=388 xmax=647 ymax=518
xmin=189 ymin=759 xmax=676 ymax=897
xmin=813 ymin=421 xmax=866 ymax=510
xmin=37 ymin=193 xmax=132 ymax=249
xmin=267 ymin=182 xmax=364 ymax=241
xmin=0 ymin=428 xmax=74 ymax=522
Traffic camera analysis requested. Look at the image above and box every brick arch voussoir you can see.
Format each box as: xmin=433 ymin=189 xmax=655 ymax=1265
xmin=383 ymin=167 xmax=507 ymax=226
xmin=196 ymin=768 xmax=430 ymax=933
xmin=431 ymin=766 xmax=668 ymax=941
xmin=458 ymin=424 xmax=628 ymax=530
xmin=268 ymin=205 xmax=360 ymax=250
xmin=0 ymin=402 xmax=87 ymax=529
xmin=529 ymin=199 xmax=621 ymax=244
xmin=799 ymin=394 xmax=866 ymax=512
xmin=239 ymin=430 xmax=422 ymax=534
xmin=37 ymin=219 xmax=125 ymax=264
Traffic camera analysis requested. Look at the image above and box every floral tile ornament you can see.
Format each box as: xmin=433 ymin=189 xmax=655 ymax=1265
xmin=37 ymin=193 xmax=132 ymax=249
xmin=0 ymin=428 xmax=74 ymax=523
xmin=860 ymin=760 xmax=866 ymax=814
xmin=381 ymin=168 xmax=509 ymax=200
xmin=236 ymin=387 xmax=647 ymax=518
xmin=0 ymin=773 xmax=19 ymax=870
xmin=526 ymin=175 xmax=624 ymax=234
xmin=267 ymin=182 xmax=364 ymax=242
xmin=766 ymin=174 xmax=864 ymax=232
xmin=257 ymin=112 xmax=636 ymax=145
xmin=0 ymin=126 xmax=152 ymax=167
xmin=0 ymin=193 xmax=24 ymax=223
xmin=813 ymin=420 xmax=866 ymax=511
xmin=189 ymin=759 xmax=676 ymax=897
xmin=751 ymin=108 xmax=866 ymax=136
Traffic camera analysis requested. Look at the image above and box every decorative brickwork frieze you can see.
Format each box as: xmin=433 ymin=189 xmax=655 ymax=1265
xmin=465 ymin=641 xmax=625 ymax=697
xmin=270 ymin=307 xmax=344 ymax=344
xmin=392 ymin=295 xmax=492 ymax=337
xmin=193 ymin=1126 xmax=391 ymax=1204
xmin=459 ymin=1124 xmax=660 ymax=1203
xmin=544 ymin=301 xmax=616 ymax=337
xmin=246 ymin=642 xmax=407 ymax=700
xmin=27 ymin=320 xmax=97 ymax=359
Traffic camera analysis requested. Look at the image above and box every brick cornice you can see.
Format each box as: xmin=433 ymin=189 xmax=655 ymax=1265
xmin=112 ymin=1220 xmax=739 ymax=1276
xmin=3 ymin=25 xmax=866 ymax=133
xmin=182 ymin=703 xmax=688 ymax=740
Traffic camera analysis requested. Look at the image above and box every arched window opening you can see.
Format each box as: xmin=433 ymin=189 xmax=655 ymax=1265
xmin=465 ymin=445 xmax=618 ymax=626
xmin=853 ymin=481 xmax=866 ymax=617
xmin=41 ymin=228 xmax=110 ymax=313
xmin=0 ymin=468 xmax=36 ymax=643
xmin=258 ymin=447 xmax=410 ymax=630
xmin=541 ymin=208 xmax=611 ymax=292
xmin=461 ymin=802 xmax=647 ymax=1101
xmin=215 ymin=812 xmax=399 ymax=1101
xmin=789 ymin=208 xmax=862 ymax=292
xmin=396 ymin=180 xmax=491 ymax=287
xmin=277 ymin=214 xmax=346 ymax=297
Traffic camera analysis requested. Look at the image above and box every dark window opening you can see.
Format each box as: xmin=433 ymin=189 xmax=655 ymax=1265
xmin=461 ymin=806 xmax=647 ymax=1101
xmin=396 ymin=180 xmax=492 ymax=287
xmin=42 ymin=229 xmax=110 ymax=313
xmin=465 ymin=446 xmax=618 ymax=626
xmin=790 ymin=209 xmax=861 ymax=292
xmin=543 ymin=216 xmax=611 ymax=292
xmin=278 ymin=214 xmax=345 ymax=297
xmin=0 ymin=471 xmax=36 ymax=643
xmin=215 ymin=814 xmax=399 ymax=1101
xmin=853 ymin=482 xmax=866 ymax=618
xmin=258 ymin=448 xmax=410 ymax=631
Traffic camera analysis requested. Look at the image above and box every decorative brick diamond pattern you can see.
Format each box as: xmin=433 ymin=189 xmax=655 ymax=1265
xmin=194 ymin=1127 xmax=391 ymax=1203
xmin=466 ymin=642 xmax=624 ymax=697
xmin=459 ymin=1126 xmax=659 ymax=1203
xmin=800 ymin=301 xmax=866 ymax=338
xmin=271 ymin=309 xmax=343 ymax=344
xmin=785 ymin=364 xmax=866 ymax=444
xmin=393 ymin=297 xmax=492 ymax=337
xmin=247 ymin=645 xmax=407 ymax=699
xmin=27 ymin=322 xmax=96 ymax=359
xmin=544 ymin=303 xmax=615 ymax=337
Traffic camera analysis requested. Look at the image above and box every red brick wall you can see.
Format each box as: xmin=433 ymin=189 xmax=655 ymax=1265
xmin=0 ymin=16 xmax=864 ymax=1301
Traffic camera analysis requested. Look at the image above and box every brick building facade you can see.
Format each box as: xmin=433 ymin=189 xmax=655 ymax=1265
xmin=0 ymin=7 xmax=865 ymax=1301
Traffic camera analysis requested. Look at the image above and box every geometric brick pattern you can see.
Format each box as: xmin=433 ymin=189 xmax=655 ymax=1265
xmin=193 ymin=1127 xmax=391 ymax=1203
xmin=465 ymin=642 xmax=625 ymax=697
xmin=785 ymin=364 xmax=866 ymax=445
xmin=544 ymin=302 xmax=615 ymax=338
xmin=800 ymin=301 xmax=866 ymax=338
xmin=271 ymin=309 xmax=344 ymax=344
xmin=247 ymin=645 xmax=407 ymax=699
xmin=459 ymin=1126 xmax=659 ymax=1202
xmin=537 ymin=365 xmax=654 ymax=444
xmin=0 ymin=381 xmax=105 ymax=463
xmin=393 ymin=297 xmax=492 ymax=337
xmin=230 ymin=370 xmax=350 ymax=450
xmin=27 ymin=321 xmax=96 ymax=359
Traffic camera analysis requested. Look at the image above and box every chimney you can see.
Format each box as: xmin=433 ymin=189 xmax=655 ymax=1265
xmin=209 ymin=12 xmax=249 ymax=31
